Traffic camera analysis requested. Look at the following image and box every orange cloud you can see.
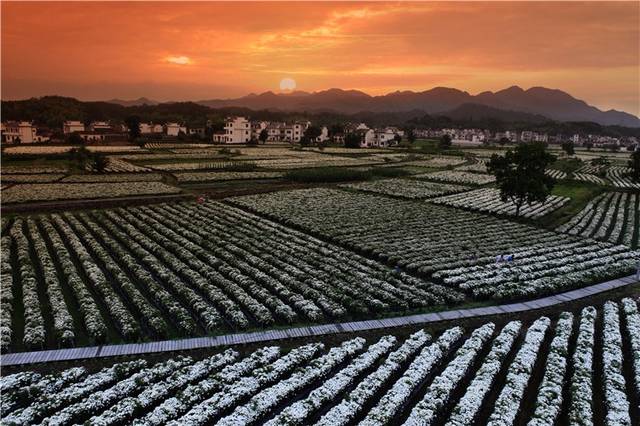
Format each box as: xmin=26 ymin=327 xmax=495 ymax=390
xmin=165 ymin=56 xmax=191 ymax=65
xmin=1 ymin=1 xmax=638 ymax=115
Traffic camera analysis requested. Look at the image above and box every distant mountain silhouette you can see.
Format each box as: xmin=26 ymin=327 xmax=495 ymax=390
xmin=197 ymin=86 xmax=639 ymax=127
xmin=106 ymin=97 xmax=159 ymax=107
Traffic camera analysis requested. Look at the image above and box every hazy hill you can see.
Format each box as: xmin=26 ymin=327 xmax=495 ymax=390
xmin=198 ymin=86 xmax=640 ymax=127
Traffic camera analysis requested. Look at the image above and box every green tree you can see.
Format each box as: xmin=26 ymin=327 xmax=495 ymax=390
xmin=439 ymin=134 xmax=452 ymax=150
xmin=561 ymin=140 xmax=575 ymax=156
xmin=498 ymin=136 xmax=509 ymax=146
xmin=90 ymin=153 xmax=110 ymax=173
xmin=329 ymin=124 xmax=344 ymax=137
xmin=124 ymin=116 xmax=141 ymax=141
xmin=68 ymin=145 xmax=90 ymax=171
xmin=487 ymin=142 xmax=557 ymax=217
xmin=67 ymin=131 xmax=84 ymax=145
xmin=629 ymin=150 xmax=640 ymax=182
xmin=344 ymin=133 xmax=361 ymax=148
xmin=303 ymin=126 xmax=322 ymax=144
xmin=406 ymin=128 xmax=416 ymax=144
xmin=259 ymin=129 xmax=269 ymax=144
xmin=393 ymin=134 xmax=402 ymax=145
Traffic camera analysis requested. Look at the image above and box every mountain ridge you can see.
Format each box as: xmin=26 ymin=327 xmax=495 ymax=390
xmin=195 ymin=86 xmax=639 ymax=127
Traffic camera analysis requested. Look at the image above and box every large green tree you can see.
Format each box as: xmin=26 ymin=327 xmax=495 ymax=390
xmin=344 ymin=133 xmax=361 ymax=148
xmin=303 ymin=125 xmax=322 ymax=145
xmin=487 ymin=142 xmax=557 ymax=217
xmin=406 ymin=128 xmax=416 ymax=144
xmin=629 ymin=149 xmax=640 ymax=182
xmin=124 ymin=115 xmax=141 ymax=141
xmin=561 ymin=140 xmax=575 ymax=156
xmin=439 ymin=134 xmax=452 ymax=150
xmin=259 ymin=129 xmax=269 ymax=144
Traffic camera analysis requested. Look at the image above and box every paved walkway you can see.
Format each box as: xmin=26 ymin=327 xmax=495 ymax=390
xmin=1 ymin=274 xmax=637 ymax=367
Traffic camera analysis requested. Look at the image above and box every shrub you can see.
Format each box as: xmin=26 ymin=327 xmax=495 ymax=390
xmin=370 ymin=168 xmax=411 ymax=178
xmin=284 ymin=167 xmax=372 ymax=183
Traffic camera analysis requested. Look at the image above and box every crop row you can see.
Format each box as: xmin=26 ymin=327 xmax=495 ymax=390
xmin=1 ymin=182 xmax=181 ymax=204
xmin=428 ymin=188 xmax=570 ymax=219
xmin=557 ymin=191 xmax=639 ymax=248
xmin=340 ymin=179 xmax=471 ymax=199
xmin=0 ymin=201 xmax=458 ymax=352
xmin=607 ymin=167 xmax=640 ymax=189
xmin=231 ymin=188 xmax=638 ymax=300
xmin=413 ymin=170 xmax=496 ymax=185
xmin=3 ymin=297 xmax=638 ymax=425
xmin=545 ymin=169 xmax=567 ymax=179
xmin=572 ymin=172 xmax=607 ymax=185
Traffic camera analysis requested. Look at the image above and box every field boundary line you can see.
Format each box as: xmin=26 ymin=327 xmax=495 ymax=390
xmin=1 ymin=274 xmax=637 ymax=367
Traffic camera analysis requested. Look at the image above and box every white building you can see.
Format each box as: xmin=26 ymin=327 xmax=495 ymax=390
xmin=164 ymin=122 xmax=187 ymax=137
xmin=1 ymin=121 xmax=48 ymax=143
xmin=63 ymin=121 xmax=85 ymax=134
xmin=222 ymin=116 xmax=251 ymax=143
xmin=139 ymin=123 xmax=164 ymax=134
xmin=89 ymin=121 xmax=112 ymax=132
xmin=358 ymin=127 xmax=402 ymax=148
xmin=78 ymin=132 xmax=106 ymax=142
xmin=316 ymin=126 xmax=329 ymax=143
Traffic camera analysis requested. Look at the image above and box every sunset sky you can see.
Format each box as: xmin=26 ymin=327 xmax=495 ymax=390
xmin=2 ymin=1 xmax=639 ymax=115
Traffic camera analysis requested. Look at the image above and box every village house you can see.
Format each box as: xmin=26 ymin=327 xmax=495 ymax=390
xmin=164 ymin=122 xmax=187 ymax=137
xmin=89 ymin=121 xmax=113 ymax=132
xmin=1 ymin=121 xmax=49 ymax=143
xmin=223 ymin=116 xmax=251 ymax=143
xmin=63 ymin=120 xmax=85 ymax=134
xmin=316 ymin=126 xmax=330 ymax=143
xmin=139 ymin=123 xmax=164 ymax=134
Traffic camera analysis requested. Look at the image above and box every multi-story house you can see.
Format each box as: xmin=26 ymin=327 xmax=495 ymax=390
xmin=223 ymin=116 xmax=251 ymax=143
xmin=63 ymin=120 xmax=85 ymax=134
xmin=139 ymin=123 xmax=164 ymax=134
xmin=89 ymin=121 xmax=112 ymax=132
xmin=1 ymin=121 xmax=48 ymax=143
xmin=164 ymin=122 xmax=187 ymax=137
xmin=316 ymin=126 xmax=330 ymax=143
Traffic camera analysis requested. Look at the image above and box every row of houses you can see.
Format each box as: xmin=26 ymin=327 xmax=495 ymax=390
xmin=213 ymin=117 xmax=404 ymax=147
xmin=4 ymin=118 xmax=636 ymax=148
xmin=0 ymin=120 xmax=196 ymax=143
xmin=416 ymin=127 xmax=636 ymax=147
xmin=212 ymin=117 xmax=315 ymax=144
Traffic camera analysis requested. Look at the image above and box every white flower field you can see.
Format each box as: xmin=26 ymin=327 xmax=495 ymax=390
xmin=1 ymin=182 xmax=181 ymax=204
xmin=340 ymin=179 xmax=471 ymax=199
xmin=429 ymin=188 xmax=570 ymax=219
xmin=557 ymin=191 xmax=639 ymax=248
xmin=413 ymin=170 xmax=496 ymax=185
xmin=231 ymin=189 xmax=638 ymax=300
xmin=2 ymin=298 xmax=638 ymax=425
xmin=0 ymin=200 xmax=460 ymax=352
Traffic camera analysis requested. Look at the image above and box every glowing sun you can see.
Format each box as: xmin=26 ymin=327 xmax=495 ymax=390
xmin=279 ymin=77 xmax=296 ymax=91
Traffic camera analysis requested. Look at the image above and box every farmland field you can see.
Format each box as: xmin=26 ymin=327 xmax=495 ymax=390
xmin=1 ymin=201 xmax=460 ymax=352
xmin=2 ymin=297 xmax=638 ymax=425
xmin=557 ymin=191 xmax=640 ymax=248
xmin=340 ymin=178 xmax=471 ymax=199
xmin=429 ymin=187 xmax=570 ymax=218
xmin=231 ymin=188 xmax=638 ymax=300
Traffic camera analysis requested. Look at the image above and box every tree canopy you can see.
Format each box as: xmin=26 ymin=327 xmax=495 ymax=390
xmin=629 ymin=150 xmax=640 ymax=182
xmin=344 ymin=133 xmax=361 ymax=148
xmin=561 ymin=140 xmax=575 ymax=156
xmin=439 ymin=134 xmax=452 ymax=150
xmin=124 ymin=116 xmax=141 ymax=141
xmin=487 ymin=142 xmax=557 ymax=217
